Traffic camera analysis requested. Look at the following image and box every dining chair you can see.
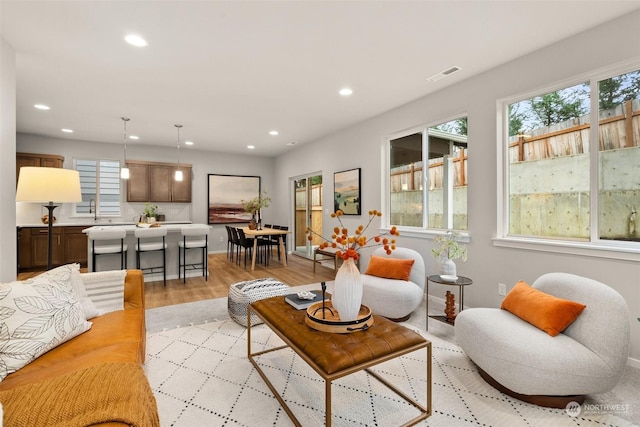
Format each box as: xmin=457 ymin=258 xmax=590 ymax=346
xmin=225 ymin=225 xmax=235 ymax=261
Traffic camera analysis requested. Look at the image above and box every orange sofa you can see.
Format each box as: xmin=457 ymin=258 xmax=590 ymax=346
xmin=0 ymin=270 xmax=159 ymax=427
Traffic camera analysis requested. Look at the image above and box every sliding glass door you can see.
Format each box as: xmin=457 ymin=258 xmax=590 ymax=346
xmin=293 ymin=173 xmax=323 ymax=258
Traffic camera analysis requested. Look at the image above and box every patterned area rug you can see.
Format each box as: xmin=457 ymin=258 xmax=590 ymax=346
xmin=144 ymin=319 xmax=635 ymax=427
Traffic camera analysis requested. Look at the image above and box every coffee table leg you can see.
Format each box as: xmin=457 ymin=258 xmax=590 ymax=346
xmin=326 ymin=380 xmax=332 ymax=426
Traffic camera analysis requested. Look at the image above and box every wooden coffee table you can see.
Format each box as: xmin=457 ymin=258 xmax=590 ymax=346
xmin=248 ymin=296 xmax=432 ymax=426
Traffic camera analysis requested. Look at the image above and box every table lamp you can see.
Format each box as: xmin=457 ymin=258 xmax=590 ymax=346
xmin=16 ymin=167 xmax=82 ymax=270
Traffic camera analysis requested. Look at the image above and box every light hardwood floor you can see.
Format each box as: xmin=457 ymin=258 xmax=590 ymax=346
xmin=18 ymin=252 xmax=338 ymax=309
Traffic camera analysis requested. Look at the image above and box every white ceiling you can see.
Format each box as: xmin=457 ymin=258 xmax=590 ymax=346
xmin=3 ymin=1 xmax=640 ymax=157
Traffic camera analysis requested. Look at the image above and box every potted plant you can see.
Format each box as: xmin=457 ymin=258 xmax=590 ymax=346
xmin=143 ymin=202 xmax=158 ymax=223
xmin=431 ymin=230 xmax=467 ymax=277
xmin=240 ymin=190 xmax=271 ymax=229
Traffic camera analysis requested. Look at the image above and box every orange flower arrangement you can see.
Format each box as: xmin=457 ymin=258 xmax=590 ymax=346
xmin=306 ymin=209 xmax=399 ymax=261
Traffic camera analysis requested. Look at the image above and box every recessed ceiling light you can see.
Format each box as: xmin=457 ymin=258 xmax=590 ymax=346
xmin=339 ymin=87 xmax=353 ymax=96
xmin=286 ymin=141 xmax=298 ymax=146
xmin=129 ymin=135 xmax=139 ymax=140
xmin=269 ymin=130 xmax=279 ymax=136
xmin=34 ymin=104 xmax=50 ymax=110
xmin=247 ymin=145 xmax=255 ymax=150
xmin=185 ymin=141 xmax=194 ymax=146
xmin=61 ymin=128 xmax=74 ymax=133
xmin=125 ymin=34 xmax=148 ymax=47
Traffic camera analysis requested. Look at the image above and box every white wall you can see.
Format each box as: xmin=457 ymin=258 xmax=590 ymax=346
xmin=0 ymin=36 xmax=16 ymax=282
xmin=16 ymin=134 xmax=275 ymax=253
xmin=274 ymin=11 xmax=640 ymax=362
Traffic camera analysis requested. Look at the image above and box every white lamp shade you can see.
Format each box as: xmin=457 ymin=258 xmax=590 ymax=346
xmin=16 ymin=167 xmax=82 ymax=203
xmin=121 ymin=166 xmax=130 ymax=179
xmin=174 ymin=169 xmax=183 ymax=181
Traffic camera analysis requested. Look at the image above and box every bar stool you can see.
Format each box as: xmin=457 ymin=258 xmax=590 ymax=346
xmin=135 ymin=227 xmax=168 ymax=286
xmin=89 ymin=228 xmax=127 ymax=272
xmin=178 ymin=225 xmax=209 ymax=283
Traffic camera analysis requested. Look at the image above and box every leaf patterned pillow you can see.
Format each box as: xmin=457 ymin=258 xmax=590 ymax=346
xmin=0 ymin=270 xmax=92 ymax=380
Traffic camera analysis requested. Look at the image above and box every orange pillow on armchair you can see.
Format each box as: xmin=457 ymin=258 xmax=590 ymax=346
xmin=501 ymin=280 xmax=586 ymax=337
xmin=364 ymin=255 xmax=415 ymax=281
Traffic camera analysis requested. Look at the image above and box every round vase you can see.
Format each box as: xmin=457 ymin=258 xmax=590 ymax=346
xmin=248 ymin=216 xmax=257 ymax=230
xmin=332 ymin=258 xmax=363 ymax=322
xmin=440 ymin=258 xmax=457 ymax=276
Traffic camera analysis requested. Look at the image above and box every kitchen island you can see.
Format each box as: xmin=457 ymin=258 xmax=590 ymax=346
xmin=83 ymin=223 xmax=211 ymax=282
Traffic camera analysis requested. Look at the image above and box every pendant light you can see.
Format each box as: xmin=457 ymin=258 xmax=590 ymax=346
xmin=120 ymin=117 xmax=131 ymax=179
xmin=174 ymin=124 xmax=183 ymax=182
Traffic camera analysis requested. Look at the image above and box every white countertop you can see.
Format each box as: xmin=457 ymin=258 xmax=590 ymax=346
xmin=82 ymin=223 xmax=209 ymax=234
xmin=18 ymin=220 xmax=192 ymax=228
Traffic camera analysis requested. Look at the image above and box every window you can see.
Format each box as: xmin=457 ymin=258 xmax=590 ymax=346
xmin=504 ymin=67 xmax=639 ymax=246
xmin=388 ymin=116 xmax=468 ymax=231
xmin=75 ymin=159 xmax=122 ymax=217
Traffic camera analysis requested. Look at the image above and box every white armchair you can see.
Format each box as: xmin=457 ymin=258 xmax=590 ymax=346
xmin=455 ymin=272 xmax=630 ymax=408
xmin=360 ymin=247 xmax=425 ymax=321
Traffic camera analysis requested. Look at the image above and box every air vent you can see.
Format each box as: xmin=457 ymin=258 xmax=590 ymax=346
xmin=427 ymin=66 xmax=462 ymax=82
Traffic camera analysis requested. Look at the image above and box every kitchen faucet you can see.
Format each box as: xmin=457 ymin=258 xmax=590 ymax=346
xmin=89 ymin=198 xmax=97 ymax=221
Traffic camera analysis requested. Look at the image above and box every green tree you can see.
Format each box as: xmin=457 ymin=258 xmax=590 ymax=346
xmin=508 ymin=104 xmax=527 ymax=136
xmin=529 ymin=87 xmax=588 ymax=128
xmin=434 ymin=117 xmax=467 ymax=136
xmin=600 ymin=71 xmax=640 ymax=109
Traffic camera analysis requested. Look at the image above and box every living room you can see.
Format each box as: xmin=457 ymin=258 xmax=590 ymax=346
xmin=1 ymin=1 xmax=639 ymax=425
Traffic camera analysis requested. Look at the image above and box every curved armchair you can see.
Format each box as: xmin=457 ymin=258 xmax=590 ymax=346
xmin=360 ymin=247 xmax=425 ymax=321
xmin=455 ymin=272 xmax=630 ymax=407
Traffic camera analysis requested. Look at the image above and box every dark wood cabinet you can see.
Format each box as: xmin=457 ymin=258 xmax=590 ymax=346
xmin=126 ymin=163 xmax=151 ymax=202
xmin=126 ymin=160 xmax=192 ymax=203
xmin=18 ymin=226 xmax=88 ymax=271
xmin=172 ymin=166 xmax=192 ymax=202
xmin=149 ymin=165 xmax=172 ymax=201
xmin=16 ymin=152 xmax=64 ymax=183
xmin=63 ymin=227 xmax=89 ymax=265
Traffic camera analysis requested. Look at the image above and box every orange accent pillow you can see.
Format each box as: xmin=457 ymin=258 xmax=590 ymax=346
xmin=501 ymin=280 xmax=586 ymax=337
xmin=364 ymin=255 xmax=415 ymax=281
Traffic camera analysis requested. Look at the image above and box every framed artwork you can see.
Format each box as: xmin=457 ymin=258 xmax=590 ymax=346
xmin=208 ymin=174 xmax=260 ymax=224
xmin=333 ymin=168 xmax=361 ymax=215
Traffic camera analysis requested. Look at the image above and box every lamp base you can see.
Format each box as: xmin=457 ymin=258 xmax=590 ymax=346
xmin=44 ymin=203 xmax=58 ymax=271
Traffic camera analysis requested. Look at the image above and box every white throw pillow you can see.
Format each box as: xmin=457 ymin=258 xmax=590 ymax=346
xmin=36 ymin=263 xmax=101 ymax=320
xmin=0 ymin=273 xmax=93 ymax=380
xmin=80 ymin=270 xmax=127 ymax=315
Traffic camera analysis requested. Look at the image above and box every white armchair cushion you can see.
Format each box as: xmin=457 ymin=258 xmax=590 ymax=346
xmin=360 ymin=275 xmax=424 ymax=320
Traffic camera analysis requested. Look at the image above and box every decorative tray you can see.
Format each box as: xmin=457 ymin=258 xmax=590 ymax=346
xmin=136 ymin=222 xmax=161 ymax=228
xmin=305 ymin=301 xmax=374 ymax=333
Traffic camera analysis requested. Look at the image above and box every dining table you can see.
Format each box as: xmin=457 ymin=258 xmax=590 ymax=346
xmin=241 ymin=226 xmax=290 ymax=271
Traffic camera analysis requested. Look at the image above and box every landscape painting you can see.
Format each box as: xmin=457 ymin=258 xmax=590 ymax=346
xmin=334 ymin=168 xmax=361 ymax=215
xmin=208 ymin=174 xmax=260 ymax=224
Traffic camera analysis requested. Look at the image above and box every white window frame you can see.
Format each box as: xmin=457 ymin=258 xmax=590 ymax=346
xmin=73 ymin=157 xmax=123 ymax=218
xmin=495 ymin=60 xmax=640 ymax=261
xmin=382 ymin=113 xmax=470 ymax=243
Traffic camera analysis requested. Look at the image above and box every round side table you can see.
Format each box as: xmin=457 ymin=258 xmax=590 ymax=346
xmin=426 ymin=275 xmax=473 ymax=330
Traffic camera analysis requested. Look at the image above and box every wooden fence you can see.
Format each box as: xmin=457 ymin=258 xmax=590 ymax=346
xmin=508 ymin=99 xmax=639 ymax=163
xmin=390 ymin=148 xmax=468 ymax=192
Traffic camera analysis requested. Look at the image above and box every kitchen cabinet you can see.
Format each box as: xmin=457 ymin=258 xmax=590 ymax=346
xmin=172 ymin=166 xmax=192 ymax=202
xmin=17 ymin=226 xmax=88 ymax=271
xmin=16 ymin=152 xmax=64 ymax=183
xmin=126 ymin=160 xmax=192 ymax=203
xmin=126 ymin=163 xmax=151 ymax=202
xmin=63 ymin=226 xmax=89 ymax=265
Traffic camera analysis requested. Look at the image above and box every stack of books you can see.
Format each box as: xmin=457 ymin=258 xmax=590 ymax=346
xmin=284 ymin=290 xmax=327 ymax=310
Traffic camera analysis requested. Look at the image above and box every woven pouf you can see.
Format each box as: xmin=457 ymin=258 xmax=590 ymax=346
xmin=228 ymin=277 xmax=290 ymax=327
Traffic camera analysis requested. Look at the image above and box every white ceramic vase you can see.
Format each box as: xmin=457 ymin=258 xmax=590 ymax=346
xmin=332 ymin=258 xmax=363 ymax=322
xmin=440 ymin=258 xmax=457 ymax=277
